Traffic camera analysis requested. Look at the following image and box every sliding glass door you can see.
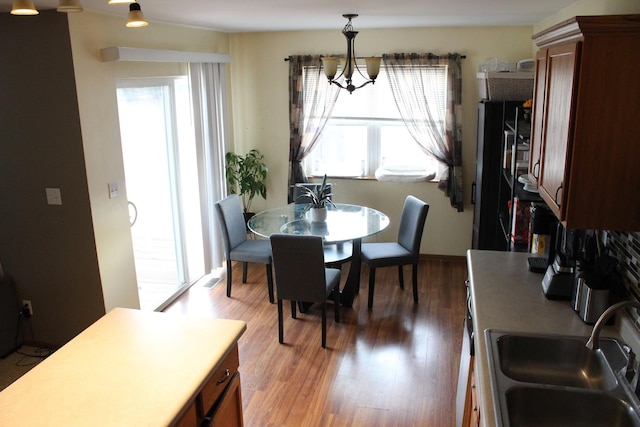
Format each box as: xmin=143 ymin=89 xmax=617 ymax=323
xmin=116 ymin=77 xmax=205 ymax=310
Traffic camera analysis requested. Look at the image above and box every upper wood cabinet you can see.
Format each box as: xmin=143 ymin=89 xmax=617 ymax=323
xmin=530 ymin=15 xmax=640 ymax=231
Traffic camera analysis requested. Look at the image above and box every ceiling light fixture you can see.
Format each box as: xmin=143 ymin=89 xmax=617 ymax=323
xmin=57 ymin=0 xmax=84 ymax=13
xmin=322 ymin=14 xmax=381 ymax=94
xmin=126 ymin=2 xmax=148 ymax=27
xmin=108 ymin=0 xmax=133 ymax=3
xmin=11 ymin=0 xmax=38 ymax=15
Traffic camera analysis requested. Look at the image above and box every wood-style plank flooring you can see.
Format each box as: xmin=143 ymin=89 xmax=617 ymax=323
xmin=165 ymin=257 xmax=468 ymax=426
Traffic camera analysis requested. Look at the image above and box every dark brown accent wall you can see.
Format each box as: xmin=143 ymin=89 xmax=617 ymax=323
xmin=0 ymin=10 xmax=105 ymax=347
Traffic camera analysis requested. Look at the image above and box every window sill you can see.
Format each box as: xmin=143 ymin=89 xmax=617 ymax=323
xmin=374 ymin=167 xmax=437 ymax=183
xmin=307 ymin=174 xmax=439 ymax=183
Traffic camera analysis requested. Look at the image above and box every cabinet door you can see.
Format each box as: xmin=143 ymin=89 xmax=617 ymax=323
xmin=209 ymin=372 xmax=243 ymax=427
xmin=537 ymin=42 xmax=580 ymax=219
xmin=528 ymin=49 xmax=547 ymax=186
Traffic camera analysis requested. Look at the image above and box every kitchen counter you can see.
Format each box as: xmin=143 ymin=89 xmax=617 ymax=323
xmin=467 ymin=250 xmax=639 ymax=427
xmin=0 ymin=307 xmax=246 ymax=426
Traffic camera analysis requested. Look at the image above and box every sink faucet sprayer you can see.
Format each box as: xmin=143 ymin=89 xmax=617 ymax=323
xmin=586 ymin=300 xmax=640 ymax=350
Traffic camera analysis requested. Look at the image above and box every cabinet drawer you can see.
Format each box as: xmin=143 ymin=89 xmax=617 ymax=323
xmin=199 ymin=345 xmax=240 ymax=415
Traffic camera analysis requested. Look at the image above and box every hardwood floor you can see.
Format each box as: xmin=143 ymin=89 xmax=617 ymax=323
xmin=165 ymin=257 xmax=468 ymax=426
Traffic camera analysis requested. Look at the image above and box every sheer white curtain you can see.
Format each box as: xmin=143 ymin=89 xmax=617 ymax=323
xmin=189 ymin=62 xmax=229 ymax=274
xmin=383 ymin=53 xmax=464 ymax=211
xmin=287 ymin=56 xmax=340 ymax=201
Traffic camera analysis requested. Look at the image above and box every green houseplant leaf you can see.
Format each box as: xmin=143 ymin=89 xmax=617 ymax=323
xmin=296 ymin=174 xmax=335 ymax=209
xmin=225 ymin=149 xmax=268 ymax=213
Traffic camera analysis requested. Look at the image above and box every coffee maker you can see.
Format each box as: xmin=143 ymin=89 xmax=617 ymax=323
xmin=541 ymin=223 xmax=582 ymax=299
xmin=527 ymin=204 xmax=558 ymax=272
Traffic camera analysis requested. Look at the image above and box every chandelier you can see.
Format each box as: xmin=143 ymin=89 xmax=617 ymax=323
xmin=321 ymin=14 xmax=382 ymax=94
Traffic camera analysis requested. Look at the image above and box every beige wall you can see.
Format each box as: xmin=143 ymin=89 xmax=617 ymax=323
xmin=228 ymin=26 xmax=534 ymax=256
xmin=535 ymin=0 xmax=640 ymax=32
xmin=68 ymin=11 xmax=230 ymax=314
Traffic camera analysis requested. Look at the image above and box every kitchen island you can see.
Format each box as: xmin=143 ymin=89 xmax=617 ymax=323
xmin=0 ymin=308 xmax=246 ymax=426
xmin=466 ymin=250 xmax=639 ymax=427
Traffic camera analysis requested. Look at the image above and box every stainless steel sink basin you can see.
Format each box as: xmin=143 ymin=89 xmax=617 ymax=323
xmin=506 ymin=386 xmax=640 ymax=427
xmin=486 ymin=330 xmax=640 ymax=427
xmin=497 ymin=333 xmax=620 ymax=389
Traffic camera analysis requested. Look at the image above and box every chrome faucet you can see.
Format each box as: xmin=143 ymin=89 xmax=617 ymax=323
xmin=586 ymin=300 xmax=640 ymax=350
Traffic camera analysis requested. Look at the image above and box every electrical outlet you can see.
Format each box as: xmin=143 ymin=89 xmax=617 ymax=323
xmin=22 ymin=300 xmax=33 ymax=317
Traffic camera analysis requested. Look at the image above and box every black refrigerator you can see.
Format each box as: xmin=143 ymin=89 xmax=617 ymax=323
xmin=471 ymin=100 xmax=521 ymax=250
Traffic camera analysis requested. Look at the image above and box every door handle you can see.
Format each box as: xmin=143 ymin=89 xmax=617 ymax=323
xmin=128 ymin=201 xmax=138 ymax=227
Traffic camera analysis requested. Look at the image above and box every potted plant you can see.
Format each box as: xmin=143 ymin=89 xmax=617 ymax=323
xmin=225 ymin=149 xmax=268 ymax=219
xmin=297 ymin=174 xmax=334 ymax=222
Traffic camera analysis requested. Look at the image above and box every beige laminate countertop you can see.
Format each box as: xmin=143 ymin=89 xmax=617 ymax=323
xmin=0 ymin=307 xmax=246 ymax=426
xmin=467 ymin=249 xmax=636 ymax=427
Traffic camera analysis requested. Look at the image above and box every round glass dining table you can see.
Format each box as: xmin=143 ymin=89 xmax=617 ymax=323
xmin=248 ymin=203 xmax=389 ymax=307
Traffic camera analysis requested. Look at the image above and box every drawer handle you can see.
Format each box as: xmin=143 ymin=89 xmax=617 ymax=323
xmin=216 ymin=369 xmax=231 ymax=385
xmin=554 ymin=184 xmax=563 ymax=205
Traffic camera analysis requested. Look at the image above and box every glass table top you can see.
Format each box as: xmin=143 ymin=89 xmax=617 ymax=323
xmin=248 ymin=203 xmax=389 ymax=243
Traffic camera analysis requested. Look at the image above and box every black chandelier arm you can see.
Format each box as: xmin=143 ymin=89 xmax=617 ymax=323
xmin=327 ymin=77 xmax=376 ymax=94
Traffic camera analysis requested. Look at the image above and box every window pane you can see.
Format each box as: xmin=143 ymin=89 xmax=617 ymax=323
xmin=380 ymin=126 xmax=431 ymax=169
xmin=331 ymin=69 xmax=401 ymax=120
xmin=310 ymin=125 xmax=367 ymax=177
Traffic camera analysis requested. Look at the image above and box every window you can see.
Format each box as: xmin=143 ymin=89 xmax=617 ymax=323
xmin=303 ymin=63 xmax=447 ymax=180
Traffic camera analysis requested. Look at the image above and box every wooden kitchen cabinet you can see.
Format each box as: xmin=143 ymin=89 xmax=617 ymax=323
xmin=200 ymin=345 xmax=244 ymax=427
xmin=531 ymin=15 xmax=640 ymax=230
xmin=528 ymin=50 xmax=547 ymax=188
xmin=462 ymin=358 xmax=480 ymax=427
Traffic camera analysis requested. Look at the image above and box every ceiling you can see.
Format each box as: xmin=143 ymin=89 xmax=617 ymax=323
xmin=1 ymin=0 xmax=577 ymax=32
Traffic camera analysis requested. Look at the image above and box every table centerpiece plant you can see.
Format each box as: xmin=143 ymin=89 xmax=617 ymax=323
xmin=297 ymin=174 xmax=334 ymax=222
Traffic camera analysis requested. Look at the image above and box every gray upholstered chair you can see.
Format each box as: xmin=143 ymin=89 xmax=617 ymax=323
xmin=270 ymin=233 xmax=341 ymax=348
xmin=214 ymin=194 xmax=274 ymax=303
xmin=360 ymin=196 xmax=429 ymax=309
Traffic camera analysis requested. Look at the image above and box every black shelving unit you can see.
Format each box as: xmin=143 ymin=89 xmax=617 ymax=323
xmin=472 ymin=100 xmax=521 ymax=251
xmin=501 ymin=107 xmax=544 ymax=251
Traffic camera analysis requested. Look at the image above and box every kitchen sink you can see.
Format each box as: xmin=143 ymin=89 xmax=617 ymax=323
xmin=506 ymin=386 xmax=640 ymax=427
xmin=486 ymin=330 xmax=640 ymax=427
xmin=496 ymin=333 xmax=620 ymax=389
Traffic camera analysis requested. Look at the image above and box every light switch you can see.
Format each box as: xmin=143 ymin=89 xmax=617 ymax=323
xmin=108 ymin=181 xmax=119 ymax=199
xmin=45 ymin=188 xmax=62 ymax=205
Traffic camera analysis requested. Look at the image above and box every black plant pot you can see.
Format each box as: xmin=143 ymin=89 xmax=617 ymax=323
xmin=243 ymin=212 xmax=255 ymax=230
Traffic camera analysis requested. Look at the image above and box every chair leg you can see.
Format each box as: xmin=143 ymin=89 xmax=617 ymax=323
xmin=266 ymin=263 xmax=274 ymax=303
xmin=226 ymin=260 xmax=233 ymax=298
xmin=242 ymin=262 xmax=248 ymax=283
xmin=412 ymin=263 xmax=419 ymax=303
xmin=321 ymin=301 xmax=327 ymax=348
xmin=368 ymin=268 xmax=376 ymax=309
xmin=291 ymin=301 xmax=297 ymax=319
xmin=398 ymin=265 xmax=404 ymax=289
xmin=277 ymin=299 xmax=284 ymax=344
xmin=334 ymin=289 xmax=340 ymax=323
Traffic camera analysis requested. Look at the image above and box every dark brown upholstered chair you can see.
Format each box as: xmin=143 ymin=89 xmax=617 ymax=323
xmin=214 ymin=194 xmax=274 ymax=303
xmin=360 ymin=196 xmax=429 ymax=309
xmin=270 ymin=233 xmax=341 ymax=348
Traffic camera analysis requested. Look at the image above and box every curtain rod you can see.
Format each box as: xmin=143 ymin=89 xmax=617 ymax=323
xmin=284 ymin=54 xmax=466 ymax=61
